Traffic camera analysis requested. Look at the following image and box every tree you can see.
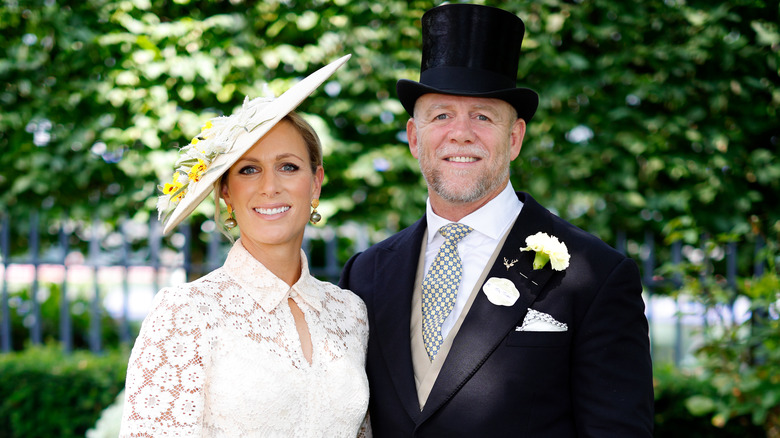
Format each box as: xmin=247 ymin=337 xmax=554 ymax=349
xmin=1 ymin=0 xmax=778 ymax=255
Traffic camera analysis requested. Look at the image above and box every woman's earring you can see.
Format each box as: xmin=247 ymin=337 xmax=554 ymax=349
xmin=309 ymin=199 xmax=322 ymax=224
xmin=225 ymin=204 xmax=237 ymax=229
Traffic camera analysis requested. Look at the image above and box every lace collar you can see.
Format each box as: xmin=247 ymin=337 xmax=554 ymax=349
xmin=222 ymin=239 xmax=323 ymax=313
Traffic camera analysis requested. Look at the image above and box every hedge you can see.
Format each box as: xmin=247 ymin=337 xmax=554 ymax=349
xmin=0 ymin=345 xmax=128 ymax=438
xmin=0 ymin=346 xmax=770 ymax=436
xmin=654 ymin=364 xmax=766 ymax=437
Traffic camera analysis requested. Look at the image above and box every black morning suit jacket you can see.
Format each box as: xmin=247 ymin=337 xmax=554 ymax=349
xmin=339 ymin=192 xmax=654 ymax=437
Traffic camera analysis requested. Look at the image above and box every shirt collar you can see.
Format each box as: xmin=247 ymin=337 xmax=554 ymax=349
xmin=222 ymin=239 xmax=323 ymax=313
xmin=426 ymin=182 xmax=523 ymax=242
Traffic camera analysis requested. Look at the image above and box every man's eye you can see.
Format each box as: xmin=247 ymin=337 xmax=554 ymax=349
xmin=476 ymin=114 xmax=489 ymax=121
xmin=434 ymin=114 xmax=448 ymax=120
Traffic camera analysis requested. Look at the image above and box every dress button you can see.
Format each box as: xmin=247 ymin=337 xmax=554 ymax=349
xmin=290 ymin=291 xmax=298 ymax=298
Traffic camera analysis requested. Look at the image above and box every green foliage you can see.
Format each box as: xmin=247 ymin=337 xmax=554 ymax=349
xmin=654 ymin=364 xmax=765 ymax=437
xmin=498 ymin=0 xmax=780 ymax=243
xmin=660 ymin=229 xmax=780 ymax=434
xmin=688 ymin=269 xmax=780 ymax=433
xmin=86 ymin=389 xmax=126 ymax=438
xmin=0 ymin=344 xmax=128 ymax=438
xmin=1 ymin=0 xmax=778 ymax=251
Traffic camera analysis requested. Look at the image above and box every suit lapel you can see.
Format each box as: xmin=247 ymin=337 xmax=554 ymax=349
xmin=372 ymin=218 xmax=428 ymax=422
xmin=419 ymin=192 xmax=559 ymax=421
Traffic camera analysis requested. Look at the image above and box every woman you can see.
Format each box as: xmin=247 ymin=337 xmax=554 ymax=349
xmin=119 ymin=55 xmax=370 ymax=437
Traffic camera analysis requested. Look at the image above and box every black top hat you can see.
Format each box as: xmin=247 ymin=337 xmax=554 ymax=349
xmin=396 ymin=4 xmax=539 ymax=121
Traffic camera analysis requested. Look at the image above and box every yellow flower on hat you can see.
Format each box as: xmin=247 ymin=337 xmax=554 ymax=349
xmin=163 ymin=173 xmax=183 ymax=194
xmin=161 ymin=172 xmax=185 ymax=201
xmin=188 ymin=159 xmax=207 ymax=182
xmin=520 ymin=232 xmax=570 ymax=271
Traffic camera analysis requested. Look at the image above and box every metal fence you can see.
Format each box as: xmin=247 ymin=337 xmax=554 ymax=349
xmin=630 ymin=230 xmax=767 ymax=367
xmin=0 ymin=213 xmax=768 ymax=366
xmin=0 ymin=212 xmax=377 ymax=354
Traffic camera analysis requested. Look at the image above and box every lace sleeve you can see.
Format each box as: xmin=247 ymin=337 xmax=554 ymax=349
xmin=120 ymin=286 xmax=210 ymax=437
xmin=354 ymin=296 xmax=371 ymax=438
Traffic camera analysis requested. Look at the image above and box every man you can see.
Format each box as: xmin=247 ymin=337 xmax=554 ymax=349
xmin=340 ymin=4 xmax=653 ymax=437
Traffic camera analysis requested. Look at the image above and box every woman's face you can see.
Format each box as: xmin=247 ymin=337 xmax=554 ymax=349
xmin=221 ymin=120 xmax=323 ymax=257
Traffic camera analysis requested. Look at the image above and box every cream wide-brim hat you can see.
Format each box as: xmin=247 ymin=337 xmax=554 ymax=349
xmin=159 ymin=54 xmax=351 ymax=235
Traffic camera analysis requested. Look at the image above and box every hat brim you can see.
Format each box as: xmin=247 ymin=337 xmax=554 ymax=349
xmin=396 ymin=79 xmax=538 ymax=122
xmin=162 ymin=54 xmax=351 ymax=235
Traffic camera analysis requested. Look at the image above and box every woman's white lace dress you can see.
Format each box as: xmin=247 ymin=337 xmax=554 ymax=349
xmin=119 ymin=240 xmax=370 ymax=437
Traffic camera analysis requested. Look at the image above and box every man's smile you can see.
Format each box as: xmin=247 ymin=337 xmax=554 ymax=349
xmin=445 ymin=156 xmax=479 ymax=163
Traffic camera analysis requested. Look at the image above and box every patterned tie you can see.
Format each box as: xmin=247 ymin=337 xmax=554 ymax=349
xmin=422 ymin=222 xmax=474 ymax=360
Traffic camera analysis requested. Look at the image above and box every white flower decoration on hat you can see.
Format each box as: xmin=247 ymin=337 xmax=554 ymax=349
xmin=155 ymin=97 xmax=274 ymax=224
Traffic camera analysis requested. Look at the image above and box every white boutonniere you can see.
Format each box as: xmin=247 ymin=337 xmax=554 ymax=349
xmin=520 ymin=232 xmax=570 ymax=271
xmin=482 ymin=277 xmax=520 ymax=306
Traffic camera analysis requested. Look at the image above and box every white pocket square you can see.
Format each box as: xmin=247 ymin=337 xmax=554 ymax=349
xmin=515 ymin=309 xmax=568 ymax=332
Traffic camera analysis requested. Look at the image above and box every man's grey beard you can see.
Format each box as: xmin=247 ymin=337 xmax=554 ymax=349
xmin=421 ymin=166 xmax=510 ymax=205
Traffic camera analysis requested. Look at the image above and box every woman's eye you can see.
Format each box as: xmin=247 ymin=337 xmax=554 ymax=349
xmin=280 ymin=163 xmax=300 ymax=172
xmin=239 ymin=166 xmax=258 ymax=175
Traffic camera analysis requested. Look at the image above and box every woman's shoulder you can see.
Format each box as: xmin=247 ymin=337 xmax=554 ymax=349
xmin=151 ymin=268 xmax=229 ymax=309
xmin=171 ymin=267 xmax=229 ymax=291
xmin=144 ymin=268 xmax=232 ymax=333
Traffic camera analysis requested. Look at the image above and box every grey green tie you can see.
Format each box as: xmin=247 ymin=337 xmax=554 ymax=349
xmin=421 ymin=223 xmax=474 ymax=360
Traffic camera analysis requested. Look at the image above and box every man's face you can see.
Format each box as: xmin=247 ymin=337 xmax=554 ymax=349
xmin=407 ymin=93 xmax=525 ymax=215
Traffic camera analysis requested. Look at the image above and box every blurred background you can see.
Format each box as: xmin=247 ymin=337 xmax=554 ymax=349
xmin=1 ymin=0 xmax=778 ymax=436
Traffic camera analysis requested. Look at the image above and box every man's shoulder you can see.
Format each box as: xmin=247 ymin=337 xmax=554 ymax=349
xmin=519 ymin=192 xmax=625 ymax=261
xmin=357 ymin=217 xmax=426 ymax=258
xmin=339 ymin=217 xmax=425 ymax=289
xmin=551 ymin=215 xmax=623 ymax=259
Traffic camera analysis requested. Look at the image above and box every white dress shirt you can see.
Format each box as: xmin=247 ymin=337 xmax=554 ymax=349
xmin=423 ymin=182 xmax=523 ymax=340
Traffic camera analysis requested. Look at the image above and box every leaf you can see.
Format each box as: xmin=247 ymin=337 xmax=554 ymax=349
xmin=685 ymin=395 xmax=716 ymax=416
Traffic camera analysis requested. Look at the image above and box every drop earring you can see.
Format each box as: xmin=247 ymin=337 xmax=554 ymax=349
xmin=225 ymin=204 xmax=237 ymax=229
xmin=309 ymin=199 xmax=322 ymax=224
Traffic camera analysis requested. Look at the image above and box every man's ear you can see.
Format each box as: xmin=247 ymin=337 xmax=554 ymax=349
xmin=407 ymin=118 xmax=419 ymax=159
xmin=509 ymin=117 xmax=526 ymax=160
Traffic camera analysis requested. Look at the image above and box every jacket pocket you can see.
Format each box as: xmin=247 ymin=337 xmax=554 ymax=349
xmin=505 ymin=330 xmax=571 ymax=347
